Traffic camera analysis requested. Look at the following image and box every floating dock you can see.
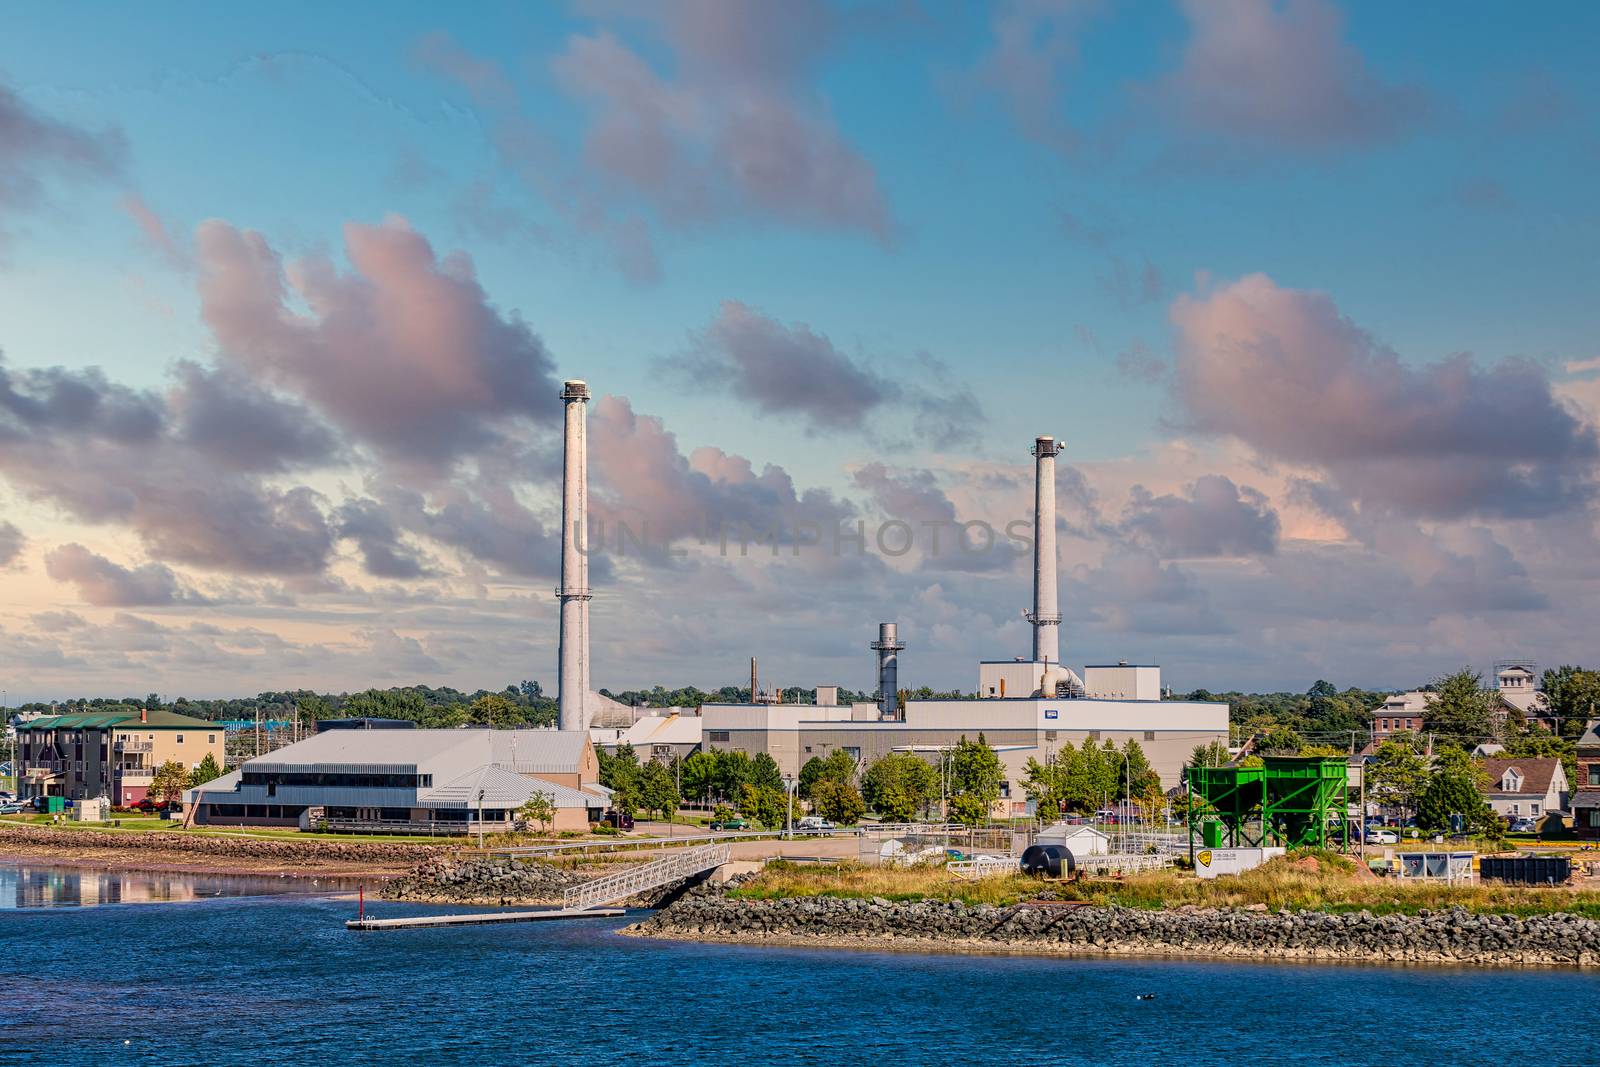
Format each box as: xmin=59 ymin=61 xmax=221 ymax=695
xmin=346 ymin=906 xmax=624 ymax=931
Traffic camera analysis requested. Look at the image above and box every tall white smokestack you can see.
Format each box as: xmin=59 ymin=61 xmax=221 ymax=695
xmin=870 ymin=622 xmax=904 ymax=720
xmin=558 ymin=380 xmax=592 ymax=732
xmin=1029 ymin=436 xmax=1063 ymax=665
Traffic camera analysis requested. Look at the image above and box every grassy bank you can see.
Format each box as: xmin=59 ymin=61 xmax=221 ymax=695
xmin=731 ymin=853 xmax=1600 ymax=918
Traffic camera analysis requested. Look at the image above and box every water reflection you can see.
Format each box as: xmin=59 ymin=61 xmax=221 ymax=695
xmin=0 ymin=864 xmax=344 ymax=908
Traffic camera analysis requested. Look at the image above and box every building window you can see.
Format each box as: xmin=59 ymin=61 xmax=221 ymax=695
xmin=208 ymin=734 xmax=216 ymax=744
xmin=1045 ymin=731 xmax=1057 ymax=741
xmin=1144 ymin=731 xmax=1155 ymax=742
xmin=1510 ymin=803 xmax=1519 ymax=814
xmin=1589 ymin=764 xmax=1600 ymax=787
xmin=1531 ymin=803 xmax=1540 ymax=815
xmin=1000 ymin=781 xmax=1011 ymax=799
xmin=176 ymin=734 xmax=184 ymax=744
xmin=708 ymin=731 xmax=730 ymax=743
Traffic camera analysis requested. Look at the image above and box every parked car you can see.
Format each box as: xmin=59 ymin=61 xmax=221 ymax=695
xmin=796 ymin=817 xmax=835 ymax=832
xmin=0 ymin=802 xmax=23 ymax=815
xmin=1509 ymin=818 xmax=1538 ymax=834
xmin=1365 ymin=828 xmax=1399 ymax=844
xmin=600 ymin=809 xmax=634 ymax=830
xmin=709 ymin=816 xmax=749 ymax=830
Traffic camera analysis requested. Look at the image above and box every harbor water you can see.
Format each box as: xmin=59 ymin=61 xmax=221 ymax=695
xmin=0 ymin=864 xmax=1593 ymax=1066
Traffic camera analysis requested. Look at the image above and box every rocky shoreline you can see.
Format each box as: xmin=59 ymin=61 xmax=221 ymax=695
xmin=627 ymin=892 xmax=1600 ymax=967
xmin=381 ymin=856 xmax=585 ymax=905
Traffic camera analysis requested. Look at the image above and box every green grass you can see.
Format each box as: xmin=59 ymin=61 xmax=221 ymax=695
xmin=731 ymin=851 xmax=1600 ymax=918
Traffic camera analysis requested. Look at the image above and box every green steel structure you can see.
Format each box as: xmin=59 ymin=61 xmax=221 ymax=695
xmin=1187 ymin=756 xmax=1350 ymax=853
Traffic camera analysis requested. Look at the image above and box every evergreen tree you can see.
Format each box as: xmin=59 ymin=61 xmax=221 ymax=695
xmin=1423 ymin=668 xmax=1497 ymax=742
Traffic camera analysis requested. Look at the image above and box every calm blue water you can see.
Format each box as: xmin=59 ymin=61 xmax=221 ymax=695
xmin=1 ymin=864 xmax=1594 ymax=1066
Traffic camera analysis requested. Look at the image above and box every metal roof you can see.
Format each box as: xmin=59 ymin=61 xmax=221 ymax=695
xmin=487 ymin=730 xmax=590 ymax=774
xmin=240 ymin=727 xmax=591 ymax=776
xmin=17 ymin=709 xmax=216 ymax=731
xmin=416 ymin=766 xmax=598 ymax=811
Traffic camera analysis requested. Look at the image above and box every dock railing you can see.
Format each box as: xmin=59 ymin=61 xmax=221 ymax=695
xmin=562 ymin=843 xmax=730 ymax=911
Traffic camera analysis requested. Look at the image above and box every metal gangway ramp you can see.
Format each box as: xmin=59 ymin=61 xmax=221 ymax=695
xmin=563 ymin=843 xmax=730 ymax=912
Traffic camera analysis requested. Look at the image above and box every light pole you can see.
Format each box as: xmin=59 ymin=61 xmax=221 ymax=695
xmin=476 ymin=787 xmax=486 ymax=849
xmin=782 ymin=774 xmax=796 ymax=841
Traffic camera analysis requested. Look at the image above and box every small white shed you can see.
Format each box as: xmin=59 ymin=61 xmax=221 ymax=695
xmin=75 ymin=796 xmax=110 ymax=822
xmin=1036 ymin=822 xmax=1110 ymax=856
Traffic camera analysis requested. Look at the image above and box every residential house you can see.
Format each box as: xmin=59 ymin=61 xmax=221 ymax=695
xmin=1477 ymin=757 xmax=1568 ymax=822
xmin=1371 ymin=692 xmax=1428 ymax=743
xmin=16 ymin=708 xmax=225 ymax=805
xmin=1574 ymin=722 xmax=1600 ymax=840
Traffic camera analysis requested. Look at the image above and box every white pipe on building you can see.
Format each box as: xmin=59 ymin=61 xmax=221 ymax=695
xmin=870 ymin=622 xmax=904 ymax=720
xmin=558 ymin=380 xmax=592 ymax=731
xmin=1029 ymin=435 xmax=1064 ymax=666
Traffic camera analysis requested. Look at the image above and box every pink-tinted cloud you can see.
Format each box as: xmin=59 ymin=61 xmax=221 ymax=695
xmin=44 ymin=543 xmax=206 ymax=607
xmin=589 ymin=394 xmax=854 ymax=554
xmin=1121 ymin=474 xmax=1279 ymax=558
xmin=195 ymin=216 xmax=561 ymax=464
xmin=551 ymin=4 xmax=893 ymax=240
xmin=411 ymin=30 xmax=516 ymax=106
xmin=120 ymin=193 xmax=190 ymax=269
xmin=1152 ymin=0 xmax=1428 ymax=149
xmin=969 ymin=0 xmax=1103 ymax=152
xmin=1170 ymin=274 xmax=1598 ymax=518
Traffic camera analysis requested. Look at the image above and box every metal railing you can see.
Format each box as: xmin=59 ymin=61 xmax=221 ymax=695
xmin=116 ymin=767 xmax=154 ymax=781
xmin=562 ymin=843 xmax=730 ymax=911
xmin=115 ymin=741 xmax=153 ymax=753
xmin=948 ymin=856 xmax=1017 ymax=879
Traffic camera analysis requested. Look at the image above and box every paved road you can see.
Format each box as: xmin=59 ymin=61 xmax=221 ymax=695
xmin=630 ymin=821 xmax=862 ymax=861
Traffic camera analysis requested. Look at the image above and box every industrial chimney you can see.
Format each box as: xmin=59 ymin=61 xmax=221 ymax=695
xmin=557 ymin=380 xmax=592 ymax=732
xmin=1028 ymin=436 xmax=1063 ymax=666
xmin=870 ymin=622 xmax=905 ymax=720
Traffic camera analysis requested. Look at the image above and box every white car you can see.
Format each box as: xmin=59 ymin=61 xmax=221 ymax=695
xmin=796 ymin=817 xmax=835 ymax=832
xmin=1366 ymin=828 xmax=1399 ymax=844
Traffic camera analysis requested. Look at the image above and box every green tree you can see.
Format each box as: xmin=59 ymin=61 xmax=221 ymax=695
xmin=1258 ymin=726 xmax=1304 ymax=756
xmin=711 ymin=750 xmax=754 ymax=801
xmin=947 ymin=734 xmax=1002 ymax=825
xmin=798 ymin=749 xmax=856 ymax=799
xmin=469 ymin=692 xmax=521 ymax=729
xmin=810 ymin=778 xmax=866 ymax=825
xmin=1188 ymin=740 xmax=1230 ymax=769
xmin=739 ymin=783 xmax=793 ymax=830
xmin=1416 ymin=748 xmax=1499 ymax=834
xmin=1367 ymin=739 xmax=1428 ymax=821
xmin=638 ymin=760 xmax=680 ymax=821
xmin=1423 ymin=668 xmax=1497 ymax=743
xmin=518 ymin=791 xmax=557 ymax=834
xmin=1540 ymin=666 xmax=1600 ymax=740
xmin=598 ymin=744 xmax=641 ymax=791
xmin=1120 ymin=740 xmax=1161 ymax=799
xmin=750 ymin=752 xmax=785 ymax=792
xmin=680 ymin=751 xmax=717 ymax=804
xmin=187 ymin=753 xmax=223 ymax=787
xmin=149 ymin=760 xmax=190 ymax=806
xmin=861 ymin=753 xmax=939 ymax=822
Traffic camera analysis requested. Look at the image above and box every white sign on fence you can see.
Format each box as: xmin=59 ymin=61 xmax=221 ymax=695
xmin=1194 ymin=846 xmax=1285 ymax=879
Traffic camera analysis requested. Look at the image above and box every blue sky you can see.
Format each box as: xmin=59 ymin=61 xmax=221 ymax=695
xmin=0 ymin=1 xmax=1597 ymax=700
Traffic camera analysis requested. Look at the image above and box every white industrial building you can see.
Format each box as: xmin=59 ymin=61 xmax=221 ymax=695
xmin=700 ymin=434 xmax=1230 ymax=814
xmin=184 ymin=728 xmax=610 ymax=833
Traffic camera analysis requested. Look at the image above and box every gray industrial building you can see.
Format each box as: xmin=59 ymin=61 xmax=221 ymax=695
xmin=699 ymin=434 xmax=1230 ymax=813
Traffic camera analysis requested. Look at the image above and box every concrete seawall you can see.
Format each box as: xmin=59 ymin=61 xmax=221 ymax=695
xmin=629 ymin=893 xmax=1600 ymax=967
xmin=0 ymin=822 xmax=443 ymax=869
